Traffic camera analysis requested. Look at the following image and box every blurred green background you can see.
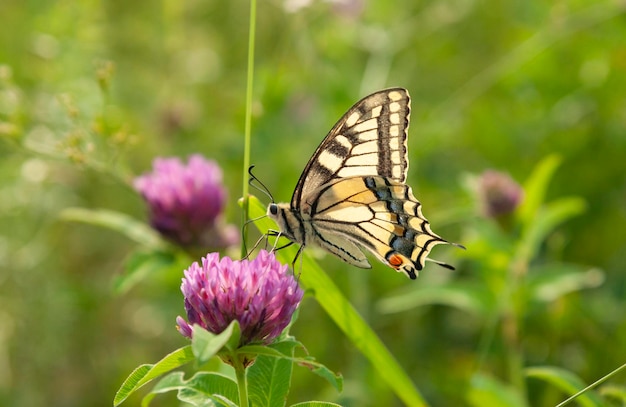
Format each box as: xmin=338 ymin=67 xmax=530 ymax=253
xmin=1 ymin=0 xmax=626 ymax=406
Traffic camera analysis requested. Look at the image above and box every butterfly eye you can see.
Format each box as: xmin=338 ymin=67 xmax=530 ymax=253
xmin=269 ymin=203 xmax=278 ymax=215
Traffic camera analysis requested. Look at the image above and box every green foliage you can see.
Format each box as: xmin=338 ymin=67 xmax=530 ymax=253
xmin=526 ymin=366 xmax=604 ymax=407
xmin=59 ymin=207 xmax=167 ymax=249
xmin=150 ymin=372 xmax=240 ymax=407
xmin=466 ymin=374 xmax=526 ymax=407
xmin=115 ymin=321 xmax=341 ymax=407
xmin=114 ymin=346 xmax=196 ymax=406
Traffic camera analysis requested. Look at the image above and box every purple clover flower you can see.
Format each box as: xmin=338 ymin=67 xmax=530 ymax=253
xmin=478 ymin=170 xmax=524 ymax=218
xmin=176 ymin=250 xmax=304 ymax=346
xmin=133 ymin=155 xmax=238 ymax=249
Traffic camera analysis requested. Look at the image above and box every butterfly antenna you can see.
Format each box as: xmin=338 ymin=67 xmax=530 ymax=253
xmin=248 ymin=165 xmax=275 ymax=202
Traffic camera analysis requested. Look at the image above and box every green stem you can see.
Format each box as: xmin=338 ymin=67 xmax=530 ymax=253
xmin=240 ymin=0 xmax=257 ymax=259
xmin=234 ymin=355 xmax=249 ymax=407
xmin=504 ymin=257 xmax=528 ymax=405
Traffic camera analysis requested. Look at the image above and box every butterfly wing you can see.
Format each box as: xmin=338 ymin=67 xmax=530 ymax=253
xmin=302 ymin=176 xmax=448 ymax=279
xmin=291 ymin=88 xmax=410 ymax=210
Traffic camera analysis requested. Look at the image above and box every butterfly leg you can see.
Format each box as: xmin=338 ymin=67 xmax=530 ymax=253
xmin=291 ymin=244 xmax=305 ymax=280
xmin=265 ymin=230 xmax=303 ymax=277
xmin=243 ymin=233 xmax=271 ymax=260
xmin=266 ymin=229 xmax=296 ymax=253
xmin=243 ymin=229 xmax=290 ymax=260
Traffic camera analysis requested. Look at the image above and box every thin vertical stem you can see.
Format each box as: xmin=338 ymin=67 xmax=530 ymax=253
xmin=504 ymin=257 xmax=529 ymax=405
xmin=241 ymin=0 xmax=257 ymax=258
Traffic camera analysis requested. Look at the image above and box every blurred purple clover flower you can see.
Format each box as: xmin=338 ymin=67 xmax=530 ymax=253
xmin=477 ymin=170 xmax=524 ymax=218
xmin=176 ymin=250 xmax=304 ymax=346
xmin=133 ymin=155 xmax=238 ymax=250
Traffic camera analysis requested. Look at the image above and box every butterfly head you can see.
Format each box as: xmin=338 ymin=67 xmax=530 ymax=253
xmin=268 ymin=203 xmax=279 ymax=217
xmin=267 ymin=202 xmax=304 ymax=244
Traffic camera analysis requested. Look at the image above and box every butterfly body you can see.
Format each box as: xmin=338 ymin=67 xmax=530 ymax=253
xmin=267 ymin=88 xmax=454 ymax=279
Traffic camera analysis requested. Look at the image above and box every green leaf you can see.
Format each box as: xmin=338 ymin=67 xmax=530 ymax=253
xmin=516 ymin=197 xmax=586 ymax=263
xmin=516 ymin=154 xmax=562 ymax=228
xmin=525 ymin=366 xmax=604 ymax=407
xmin=224 ymin=321 xmax=243 ymax=353
xmin=527 ymin=264 xmax=604 ymax=303
xmin=240 ymin=342 xmax=342 ymax=392
xmin=59 ymin=207 xmax=167 ymax=249
xmin=247 ymin=349 xmax=293 ymax=407
xmin=150 ymin=371 xmax=239 ymax=407
xmin=466 ymin=373 xmax=526 ymax=407
xmin=599 ymin=384 xmax=626 ymax=404
xmin=246 ymin=196 xmax=427 ymax=407
xmin=377 ymin=281 xmax=493 ymax=317
xmin=114 ymin=346 xmax=195 ymax=406
xmin=290 ymin=402 xmax=344 ymax=407
xmin=192 ymin=322 xmax=241 ymax=365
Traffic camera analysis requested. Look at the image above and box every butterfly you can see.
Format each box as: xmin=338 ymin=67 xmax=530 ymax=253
xmin=267 ymin=88 xmax=459 ymax=279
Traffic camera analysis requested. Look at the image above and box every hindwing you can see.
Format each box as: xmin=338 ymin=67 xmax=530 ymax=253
xmin=302 ymin=176 xmax=447 ymax=279
xmin=291 ymin=88 xmax=410 ymax=210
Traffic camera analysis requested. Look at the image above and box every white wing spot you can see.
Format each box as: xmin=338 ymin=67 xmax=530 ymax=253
xmin=353 ymin=118 xmax=378 ymax=133
xmin=388 ymin=90 xmax=403 ymax=101
xmin=390 ymin=113 xmax=401 ymax=124
xmin=357 ymin=129 xmax=378 ymax=142
xmin=389 ymin=125 xmax=400 ymax=137
xmin=352 ymin=140 xmax=378 ymax=155
xmin=335 ymin=135 xmax=352 ymax=149
xmin=371 ymin=106 xmax=383 ymax=117
xmin=389 ymin=137 xmax=400 ymax=149
xmin=389 ymin=102 xmax=401 ymax=112
xmin=391 ymin=151 xmax=402 ymax=163
xmin=345 ymin=112 xmax=360 ymax=127
xmin=318 ymin=150 xmax=343 ymax=173
xmin=346 ymin=153 xmax=378 ymax=167
xmin=338 ymin=166 xmax=376 ymax=177
xmin=392 ymin=166 xmax=403 ymax=179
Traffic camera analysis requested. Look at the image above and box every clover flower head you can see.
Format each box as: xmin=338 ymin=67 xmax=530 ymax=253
xmin=176 ymin=250 xmax=304 ymax=346
xmin=133 ymin=155 xmax=238 ymax=249
xmin=478 ymin=170 xmax=524 ymax=218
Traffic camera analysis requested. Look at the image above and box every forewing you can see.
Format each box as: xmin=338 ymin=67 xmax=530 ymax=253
xmin=306 ymin=176 xmax=447 ymax=279
xmin=291 ymin=88 xmax=410 ymax=210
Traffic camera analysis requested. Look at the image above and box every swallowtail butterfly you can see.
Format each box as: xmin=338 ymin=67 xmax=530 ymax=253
xmin=267 ymin=88 xmax=458 ymax=279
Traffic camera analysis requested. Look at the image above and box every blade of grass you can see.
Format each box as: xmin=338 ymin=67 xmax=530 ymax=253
xmin=240 ymin=0 xmax=257 ymax=259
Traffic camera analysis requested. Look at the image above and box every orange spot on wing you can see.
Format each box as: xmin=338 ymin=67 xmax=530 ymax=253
xmin=387 ymin=253 xmax=404 ymax=269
